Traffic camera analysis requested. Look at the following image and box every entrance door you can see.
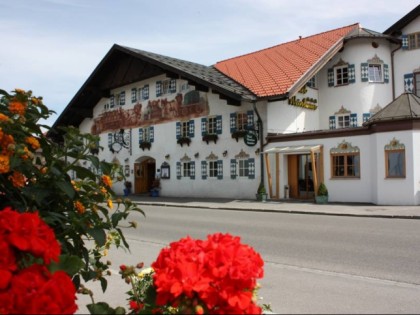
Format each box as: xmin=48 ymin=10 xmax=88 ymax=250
xmin=134 ymin=159 xmax=156 ymax=194
xmin=298 ymin=154 xmax=314 ymax=199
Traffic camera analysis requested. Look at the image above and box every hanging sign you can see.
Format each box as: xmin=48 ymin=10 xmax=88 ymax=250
xmin=244 ymin=131 xmax=258 ymax=147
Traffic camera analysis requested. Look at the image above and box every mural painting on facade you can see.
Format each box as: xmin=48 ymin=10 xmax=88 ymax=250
xmin=91 ymin=90 xmax=209 ymax=135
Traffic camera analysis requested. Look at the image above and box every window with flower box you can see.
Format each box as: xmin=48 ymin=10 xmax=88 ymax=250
xmin=176 ymin=120 xmax=194 ymax=146
xmin=230 ymin=111 xmax=254 ymax=141
xmin=330 ymin=141 xmax=360 ymax=178
xmin=138 ymin=126 xmax=154 ymax=151
xmin=201 ymin=116 xmax=222 ymax=144
xmin=385 ymin=138 xmax=405 ymax=178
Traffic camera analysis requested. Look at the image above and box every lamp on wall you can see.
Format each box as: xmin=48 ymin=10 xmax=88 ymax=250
xmin=165 ymin=154 xmax=170 ymax=160
xmin=255 ymin=148 xmax=261 ymax=155
xmin=223 ymin=150 xmax=228 ymax=157
xmin=194 ymin=152 xmax=199 ymax=158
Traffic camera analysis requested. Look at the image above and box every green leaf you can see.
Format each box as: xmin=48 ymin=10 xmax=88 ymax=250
xmin=99 ymin=276 xmax=108 ymax=293
xmin=49 ymin=255 xmax=84 ymax=276
xmin=72 ymin=165 xmax=96 ymax=180
xmin=56 ymin=181 xmax=75 ymax=199
xmin=87 ymin=302 xmax=125 ymax=315
xmin=87 ymin=228 xmax=106 ymax=246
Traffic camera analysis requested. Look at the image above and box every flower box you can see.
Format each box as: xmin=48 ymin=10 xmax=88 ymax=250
xmin=231 ymin=130 xmax=247 ymax=142
xmin=140 ymin=142 xmax=152 ymax=151
xmin=177 ymin=137 xmax=191 ymax=147
xmin=202 ymin=133 xmax=219 ymax=144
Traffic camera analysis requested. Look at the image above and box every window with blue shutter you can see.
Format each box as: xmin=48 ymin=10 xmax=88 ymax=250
xmin=149 ymin=126 xmax=154 ymax=142
xmin=217 ymin=160 xmax=223 ymax=180
xmin=348 ymin=64 xmax=355 ymax=84
xmin=248 ymin=158 xmax=255 ymax=179
xmin=402 ymin=35 xmax=408 ymax=50
xmin=190 ymin=161 xmax=195 ymax=180
xmin=201 ymin=117 xmax=208 ymax=136
xmin=156 ymin=81 xmax=162 ymax=97
xmin=120 ymin=91 xmax=126 ymax=105
xmin=361 ymin=63 xmax=369 ymax=82
xmin=216 ymin=115 xmax=222 ymax=134
xmin=230 ymin=113 xmax=237 ymax=133
xmin=404 ymin=73 xmax=414 ymax=92
xmin=176 ymin=162 xmax=181 ymax=179
xmin=363 ymin=113 xmax=371 ymax=123
xmin=201 ymin=161 xmax=207 ymax=180
xmin=110 ymin=95 xmax=115 ymax=108
xmin=188 ymin=120 xmax=195 ymax=138
xmin=131 ymin=88 xmax=137 ymax=103
xmin=176 ymin=122 xmax=181 ymax=139
xmin=350 ymin=113 xmax=357 ymax=127
xmin=108 ymin=133 xmax=113 ymax=147
xmin=327 ymin=68 xmax=334 ymax=87
xmin=329 ymin=116 xmax=336 ymax=129
xmin=230 ymin=159 xmax=237 ymax=179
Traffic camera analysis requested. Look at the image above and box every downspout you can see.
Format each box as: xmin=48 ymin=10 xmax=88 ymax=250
xmin=253 ymin=101 xmax=264 ymax=189
xmin=391 ymin=40 xmax=402 ymax=100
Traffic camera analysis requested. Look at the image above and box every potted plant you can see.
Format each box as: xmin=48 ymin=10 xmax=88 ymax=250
xmin=256 ymin=183 xmax=268 ymax=202
xmin=315 ymin=182 xmax=328 ymax=204
xmin=150 ymin=178 xmax=161 ymax=197
xmin=123 ymin=181 xmax=132 ymax=196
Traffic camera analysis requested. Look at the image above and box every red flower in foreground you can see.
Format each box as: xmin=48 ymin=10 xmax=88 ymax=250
xmin=151 ymin=233 xmax=264 ymax=314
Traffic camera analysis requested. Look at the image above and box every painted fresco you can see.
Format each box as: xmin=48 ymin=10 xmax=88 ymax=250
xmin=91 ymin=90 xmax=209 ymax=134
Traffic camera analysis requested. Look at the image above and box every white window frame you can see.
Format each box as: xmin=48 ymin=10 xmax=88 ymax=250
xmin=238 ymin=159 xmax=249 ymax=177
xmin=337 ymin=114 xmax=350 ymax=129
xmin=335 ymin=65 xmax=349 ymax=86
xmin=368 ymin=64 xmax=383 ymax=83
xmin=183 ymin=162 xmax=191 ymax=177
xmin=236 ymin=112 xmax=248 ymax=131
xmin=408 ymin=32 xmax=420 ymax=50
xmin=207 ymin=116 xmax=217 ymax=134
xmin=209 ymin=161 xmax=218 ymax=178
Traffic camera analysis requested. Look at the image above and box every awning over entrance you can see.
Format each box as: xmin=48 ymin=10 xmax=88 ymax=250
xmin=262 ymin=145 xmax=324 ymax=199
xmin=263 ymin=145 xmax=322 ymax=154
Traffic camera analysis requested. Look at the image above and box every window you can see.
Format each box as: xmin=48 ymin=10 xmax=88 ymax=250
xmin=330 ymin=141 xmax=360 ymax=178
xmin=306 ymin=76 xmax=317 ymax=88
xmin=230 ymin=111 xmax=254 ymax=134
xmin=183 ymin=162 xmax=191 ymax=177
xmin=131 ymin=88 xmax=137 ymax=103
xmin=176 ymin=120 xmax=194 ymax=139
xmin=138 ymin=126 xmax=154 ymax=143
xmin=385 ymin=138 xmax=405 ymax=178
xmin=329 ymin=106 xmax=357 ymax=129
xmin=368 ymin=64 xmax=382 ymax=82
xmin=408 ymin=32 xmax=420 ymax=50
xmin=335 ymin=65 xmax=348 ymax=86
xmin=337 ymin=115 xmax=350 ymax=128
xmin=110 ymin=95 xmax=115 ymax=108
xmin=181 ymin=121 xmax=189 ymax=138
xmin=156 ymin=79 xmax=176 ymax=97
xmin=201 ymin=116 xmax=222 ymax=136
xmin=209 ymin=161 xmax=218 ymax=178
xmin=230 ymin=150 xmax=255 ymax=179
xmin=119 ymin=92 xmax=125 ymax=106
xmin=415 ymin=72 xmax=420 ymax=97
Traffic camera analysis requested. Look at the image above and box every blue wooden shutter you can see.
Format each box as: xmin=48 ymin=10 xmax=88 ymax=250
xmin=138 ymin=128 xmax=143 ymax=144
xmin=402 ymin=35 xmax=408 ymax=50
xmin=350 ymin=113 xmax=357 ymax=127
xmin=143 ymin=85 xmax=149 ymax=100
xmin=176 ymin=162 xmax=181 ymax=179
xmin=327 ymin=68 xmax=334 ymax=87
xmin=230 ymin=113 xmax=237 ymax=133
xmin=176 ymin=122 xmax=181 ymax=139
xmin=404 ymin=73 xmax=414 ymax=92
xmin=201 ymin=117 xmax=208 ymax=136
xmin=384 ymin=64 xmax=389 ymax=83
xmin=190 ymin=161 xmax=195 ymax=180
xmin=247 ymin=110 xmax=254 ymax=130
xmin=248 ymin=158 xmax=255 ymax=179
xmin=329 ymin=116 xmax=336 ymax=129
xmin=348 ymin=64 xmax=355 ymax=84
xmin=201 ymin=161 xmax=207 ymax=180
xmin=230 ymin=159 xmax=237 ymax=179
xmin=156 ymin=81 xmax=162 ymax=97
xmin=131 ymin=88 xmax=137 ymax=103
xmin=361 ymin=63 xmax=369 ymax=82
xmin=217 ymin=160 xmax=223 ymax=180
xmin=108 ymin=133 xmax=113 ymax=147
xmin=110 ymin=95 xmax=115 ymax=108
xmin=170 ymin=79 xmax=177 ymax=93
xmin=188 ymin=120 xmax=195 ymax=138
xmin=216 ymin=115 xmax=223 ymax=134
xmin=149 ymin=126 xmax=154 ymax=143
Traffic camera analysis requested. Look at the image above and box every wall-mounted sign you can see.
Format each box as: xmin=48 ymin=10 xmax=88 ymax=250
xmin=244 ymin=131 xmax=258 ymax=147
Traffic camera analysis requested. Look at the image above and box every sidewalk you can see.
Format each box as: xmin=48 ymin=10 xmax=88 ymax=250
xmin=127 ymin=195 xmax=420 ymax=219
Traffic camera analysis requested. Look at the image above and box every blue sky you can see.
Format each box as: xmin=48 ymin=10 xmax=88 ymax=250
xmin=0 ymin=0 xmax=418 ymax=126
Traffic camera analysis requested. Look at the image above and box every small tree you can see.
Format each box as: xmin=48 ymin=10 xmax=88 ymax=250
xmin=317 ymin=182 xmax=328 ymax=196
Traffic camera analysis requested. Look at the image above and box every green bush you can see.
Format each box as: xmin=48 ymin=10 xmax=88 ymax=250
xmin=317 ymin=182 xmax=328 ymax=196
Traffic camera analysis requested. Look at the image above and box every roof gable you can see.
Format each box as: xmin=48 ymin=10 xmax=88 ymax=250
xmin=384 ymin=4 xmax=420 ymax=35
xmin=214 ymin=24 xmax=359 ymax=99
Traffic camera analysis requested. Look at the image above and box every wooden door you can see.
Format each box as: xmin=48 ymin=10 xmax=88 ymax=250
xmin=134 ymin=162 xmax=148 ymax=193
xmin=287 ymin=155 xmax=299 ymax=198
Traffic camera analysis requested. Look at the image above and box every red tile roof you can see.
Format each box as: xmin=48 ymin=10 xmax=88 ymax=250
xmin=215 ymin=24 xmax=359 ymax=98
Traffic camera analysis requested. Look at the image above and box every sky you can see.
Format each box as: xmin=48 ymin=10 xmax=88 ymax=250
xmin=0 ymin=0 xmax=418 ymax=127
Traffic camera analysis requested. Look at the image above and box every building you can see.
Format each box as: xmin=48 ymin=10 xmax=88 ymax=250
xmin=52 ymin=5 xmax=420 ymax=205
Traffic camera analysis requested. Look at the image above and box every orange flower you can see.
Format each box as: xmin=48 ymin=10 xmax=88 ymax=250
xmin=0 ymin=113 xmax=9 ymax=122
xmin=25 ymin=136 xmax=40 ymax=150
xmin=75 ymin=201 xmax=86 ymax=214
xmin=8 ymin=171 xmax=26 ymax=188
xmin=0 ymin=155 xmax=10 ymax=173
xmin=8 ymin=101 xmax=27 ymax=116
xmin=102 ymin=175 xmax=112 ymax=188
xmin=107 ymin=199 xmax=113 ymax=209
xmin=0 ymin=133 xmax=14 ymax=155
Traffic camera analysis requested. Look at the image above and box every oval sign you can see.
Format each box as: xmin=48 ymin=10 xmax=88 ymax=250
xmin=244 ymin=132 xmax=258 ymax=147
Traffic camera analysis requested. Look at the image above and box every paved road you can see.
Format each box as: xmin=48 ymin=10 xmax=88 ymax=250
xmin=77 ymin=205 xmax=420 ymax=314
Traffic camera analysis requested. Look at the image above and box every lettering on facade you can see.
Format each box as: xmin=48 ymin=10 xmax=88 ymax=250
xmin=91 ymin=90 xmax=209 ymax=135
xmin=288 ymin=86 xmax=318 ymax=110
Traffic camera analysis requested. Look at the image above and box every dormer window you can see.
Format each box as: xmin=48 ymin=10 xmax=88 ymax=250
xmin=328 ymin=59 xmax=355 ymax=87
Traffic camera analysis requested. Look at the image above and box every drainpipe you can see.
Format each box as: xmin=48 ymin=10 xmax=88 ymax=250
xmin=391 ymin=41 xmax=402 ymax=100
xmin=253 ymin=102 xmax=264 ymax=189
